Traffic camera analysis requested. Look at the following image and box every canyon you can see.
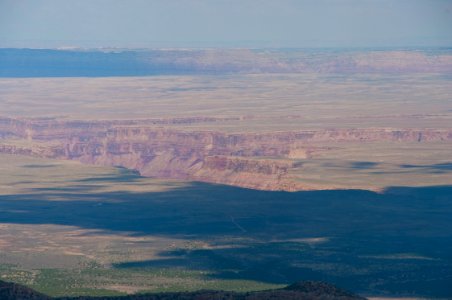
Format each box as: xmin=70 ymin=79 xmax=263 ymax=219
xmin=1 ymin=116 xmax=451 ymax=191
xmin=1 ymin=48 xmax=452 ymax=298
xmin=1 ymin=68 xmax=452 ymax=191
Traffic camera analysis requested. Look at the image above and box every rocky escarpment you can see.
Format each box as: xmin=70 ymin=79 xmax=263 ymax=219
xmin=1 ymin=117 xmax=451 ymax=190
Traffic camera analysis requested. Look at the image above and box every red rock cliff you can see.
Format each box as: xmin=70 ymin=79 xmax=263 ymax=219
xmin=1 ymin=117 xmax=451 ymax=190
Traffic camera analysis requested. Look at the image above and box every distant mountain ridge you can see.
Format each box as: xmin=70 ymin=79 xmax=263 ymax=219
xmin=0 ymin=280 xmax=366 ymax=300
xmin=1 ymin=48 xmax=451 ymax=77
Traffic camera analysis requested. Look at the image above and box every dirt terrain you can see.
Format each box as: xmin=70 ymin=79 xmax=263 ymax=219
xmin=1 ymin=49 xmax=451 ymax=297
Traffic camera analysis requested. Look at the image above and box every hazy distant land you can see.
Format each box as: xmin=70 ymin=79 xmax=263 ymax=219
xmin=0 ymin=48 xmax=451 ymax=298
xmin=1 ymin=48 xmax=452 ymax=77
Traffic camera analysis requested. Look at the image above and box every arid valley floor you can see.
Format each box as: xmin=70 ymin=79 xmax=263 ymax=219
xmin=0 ymin=49 xmax=451 ymax=299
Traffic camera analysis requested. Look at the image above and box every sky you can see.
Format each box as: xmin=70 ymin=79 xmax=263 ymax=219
xmin=0 ymin=0 xmax=451 ymax=49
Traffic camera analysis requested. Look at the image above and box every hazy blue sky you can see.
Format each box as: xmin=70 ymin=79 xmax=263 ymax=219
xmin=0 ymin=0 xmax=451 ymax=48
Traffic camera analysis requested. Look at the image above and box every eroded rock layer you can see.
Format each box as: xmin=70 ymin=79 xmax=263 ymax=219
xmin=1 ymin=117 xmax=451 ymax=190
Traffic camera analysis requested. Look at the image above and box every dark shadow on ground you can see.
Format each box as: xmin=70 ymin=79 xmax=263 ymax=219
xmin=22 ymin=164 xmax=58 ymax=168
xmin=75 ymin=167 xmax=142 ymax=183
xmin=399 ymin=162 xmax=452 ymax=174
xmin=349 ymin=161 xmax=380 ymax=169
xmin=0 ymin=178 xmax=451 ymax=298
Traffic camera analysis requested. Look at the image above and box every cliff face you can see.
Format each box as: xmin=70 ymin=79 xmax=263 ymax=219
xmin=1 ymin=117 xmax=451 ymax=190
